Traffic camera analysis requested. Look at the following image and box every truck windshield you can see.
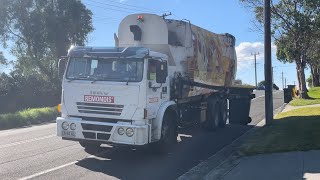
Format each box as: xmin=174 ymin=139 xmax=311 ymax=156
xmin=66 ymin=57 xmax=144 ymax=82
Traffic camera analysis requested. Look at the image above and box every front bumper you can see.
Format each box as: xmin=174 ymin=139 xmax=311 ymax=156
xmin=56 ymin=117 xmax=149 ymax=145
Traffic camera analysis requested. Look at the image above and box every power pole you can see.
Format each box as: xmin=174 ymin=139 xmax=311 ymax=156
xmin=252 ymin=52 xmax=259 ymax=88
xmin=264 ymin=0 xmax=273 ymax=125
xmin=272 ymin=67 xmax=274 ymax=85
xmin=282 ymin=71 xmax=284 ymax=90
xmin=285 ymin=78 xmax=287 ymax=88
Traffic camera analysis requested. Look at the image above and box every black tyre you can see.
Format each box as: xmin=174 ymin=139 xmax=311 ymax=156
xmin=205 ymin=98 xmax=220 ymax=131
xmin=151 ymin=112 xmax=177 ymax=153
xmin=79 ymin=141 xmax=101 ymax=150
xmin=219 ymin=99 xmax=228 ymax=128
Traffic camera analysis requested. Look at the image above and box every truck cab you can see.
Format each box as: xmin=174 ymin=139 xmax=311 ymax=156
xmin=57 ymin=47 xmax=174 ymax=147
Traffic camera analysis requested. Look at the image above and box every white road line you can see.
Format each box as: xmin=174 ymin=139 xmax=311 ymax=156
xmin=0 ymin=123 xmax=55 ymax=136
xmin=0 ymin=134 xmax=55 ymax=149
xmin=18 ymin=150 xmax=111 ymax=180
xmin=19 ymin=161 xmax=78 ymax=180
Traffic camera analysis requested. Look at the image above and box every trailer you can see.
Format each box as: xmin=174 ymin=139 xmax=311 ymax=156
xmin=56 ymin=13 xmax=254 ymax=152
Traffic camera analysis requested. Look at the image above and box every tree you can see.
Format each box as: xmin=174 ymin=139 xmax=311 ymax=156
xmin=240 ymin=0 xmax=320 ymax=98
xmin=0 ymin=0 xmax=94 ymax=112
xmin=0 ymin=0 xmax=94 ymax=90
xmin=307 ymin=37 xmax=320 ymax=87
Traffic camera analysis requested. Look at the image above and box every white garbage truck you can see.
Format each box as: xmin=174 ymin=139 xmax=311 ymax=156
xmin=56 ymin=13 xmax=254 ymax=151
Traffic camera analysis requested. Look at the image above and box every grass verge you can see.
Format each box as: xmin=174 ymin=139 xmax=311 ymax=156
xmin=290 ymin=87 xmax=320 ymax=106
xmin=308 ymin=87 xmax=320 ymax=98
xmin=241 ymin=107 xmax=320 ymax=156
xmin=0 ymin=107 xmax=59 ymax=130
xmin=290 ymin=98 xmax=320 ymax=106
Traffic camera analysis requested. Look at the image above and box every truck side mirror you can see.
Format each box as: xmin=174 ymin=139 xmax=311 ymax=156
xmin=58 ymin=58 xmax=67 ymax=80
xmin=156 ymin=61 xmax=167 ymax=84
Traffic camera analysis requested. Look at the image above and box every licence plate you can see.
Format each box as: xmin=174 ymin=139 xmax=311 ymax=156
xmin=62 ymin=130 xmax=76 ymax=138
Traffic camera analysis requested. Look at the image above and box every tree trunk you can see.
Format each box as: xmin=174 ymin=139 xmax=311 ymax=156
xmin=311 ymin=66 xmax=320 ymax=87
xmin=297 ymin=63 xmax=309 ymax=99
xmin=296 ymin=64 xmax=301 ymax=90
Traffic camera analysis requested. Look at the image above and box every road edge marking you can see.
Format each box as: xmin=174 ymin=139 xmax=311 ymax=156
xmin=18 ymin=149 xmax=111 ymax=180
xmin=19 ymin=161 xmax=78 ymax=180
xmin=0 ymin=134 xmax=55 ymax=149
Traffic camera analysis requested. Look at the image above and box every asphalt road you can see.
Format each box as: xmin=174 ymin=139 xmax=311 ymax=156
xmin=0 ymin=90 xmax=283 ymax=180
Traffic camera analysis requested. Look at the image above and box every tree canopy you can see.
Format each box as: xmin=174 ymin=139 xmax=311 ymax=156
xmin=0 ymin=0 xmax=94 ymax=112
xmin=0 ymin=0 xmax=93 ymax=83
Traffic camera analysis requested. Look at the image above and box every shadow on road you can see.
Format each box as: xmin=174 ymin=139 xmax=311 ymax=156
xmin=76 ymin=124 xmax=253 ymax=180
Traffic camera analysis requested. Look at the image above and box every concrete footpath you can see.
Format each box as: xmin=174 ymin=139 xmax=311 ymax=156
xmin=213 ymin=150 xmax=320 ymax=180
xmin=217 ymin=104 xmax=320 ymax=180
xmin=205 ymin=103 xmax=320 ymax=180
xmin=178 ymin=103 xmax=320 ymax=180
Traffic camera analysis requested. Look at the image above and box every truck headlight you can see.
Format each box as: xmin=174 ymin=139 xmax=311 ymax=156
xmin=70 ymin=123 xmax=76 ymax=130
xmin=62 ymin=122 xmax=69 ymax=130
xmin=118 ymin=127 xmax=125 ymax=135
xmin=126 ymin=128 xmax=134 ymax=137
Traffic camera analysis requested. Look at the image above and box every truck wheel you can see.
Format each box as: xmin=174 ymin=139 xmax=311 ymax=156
xmin=152 ymin=112 xmax=177 ymax=153
xmin=79 ymin=141 xmax=101 ymax=150
xmin=205 ymin=99 xmax=219 ymax=131
xmin=219 ymin=99 xmax=228 ymax=128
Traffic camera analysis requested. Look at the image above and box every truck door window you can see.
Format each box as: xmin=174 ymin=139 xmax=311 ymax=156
xmin=148 ymin=59 xmax=157 ymax=80
xmin=90 ymin=60 xmax=98 ymax=75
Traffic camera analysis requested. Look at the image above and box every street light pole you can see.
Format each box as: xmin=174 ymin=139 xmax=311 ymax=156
xmin=264 ymin=0 xmax=273 ymax=125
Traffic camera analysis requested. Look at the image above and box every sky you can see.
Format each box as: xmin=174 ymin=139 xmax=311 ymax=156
xmin=0 ymin=0 xmax=310 ymax=89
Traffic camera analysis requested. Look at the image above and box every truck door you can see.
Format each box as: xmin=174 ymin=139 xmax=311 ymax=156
xmin=146 ymin=59 xmax=168 ymax=118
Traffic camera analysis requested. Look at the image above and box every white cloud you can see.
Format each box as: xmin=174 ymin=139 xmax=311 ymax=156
xmin=236 ymin=42 xmax=277 ymax=70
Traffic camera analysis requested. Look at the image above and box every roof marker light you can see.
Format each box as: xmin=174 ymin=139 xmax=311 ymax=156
xmin=137 ymin=15 xmax=144 ymax=22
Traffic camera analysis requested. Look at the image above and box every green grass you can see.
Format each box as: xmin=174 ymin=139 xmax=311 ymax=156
xmin=0 ymin=107 xmax=59 ymax=130
xmin=289 ymin=87 xmax=320 ymax=106
xmin=241 ymin=107 xmax=320 ymax=156
xmin=290 ymin=98 xmax=320 ymax=106
xmin=308 ymin=87 xmax=320 ymax=98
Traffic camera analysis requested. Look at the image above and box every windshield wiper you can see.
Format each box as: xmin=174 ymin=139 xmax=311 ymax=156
xmin=89 ymin=76 xmax=99 ymax=84
xmin=67 ymin=74 xmax=89 ymax=82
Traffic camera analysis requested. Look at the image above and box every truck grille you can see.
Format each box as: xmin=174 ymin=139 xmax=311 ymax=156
xmin=82 ymin=132 xmax=111 ymax=141
xmin=76 ymin=102 xmax=124 ymax=116
xmin=81 ymin=123 xmax=113 ymax=132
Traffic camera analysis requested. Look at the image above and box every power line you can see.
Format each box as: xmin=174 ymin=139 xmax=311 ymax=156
xmin=93 ymin=17 xmax=121 ymax=23
xmin=84 ymin=2 xmax=135 ymax=14
xmin=86 ymin=0 xmax=164 ymax=14
xmin=101 ymin=0 xmax=165 ymax=13
xmin=92 ymin=15 xmax=120 ymax=20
